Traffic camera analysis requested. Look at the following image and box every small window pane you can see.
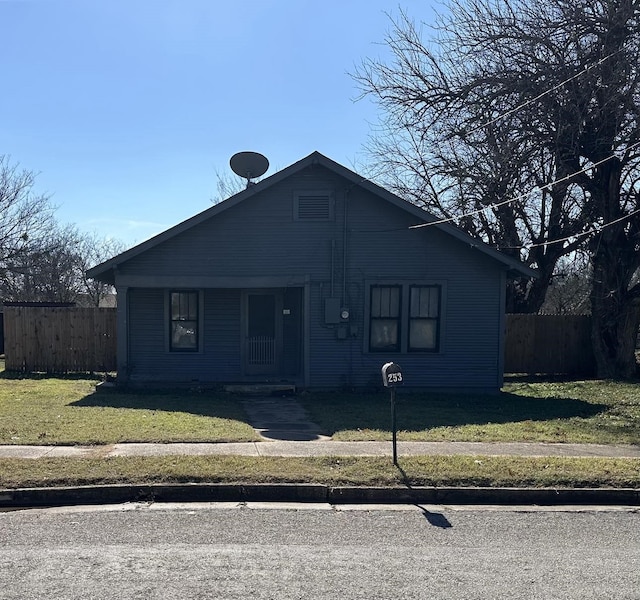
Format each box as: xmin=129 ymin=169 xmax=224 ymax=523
xmin=410 ymin=287 xmax=419 ymax=318
xmin=371 ymin=288 xmax=381 ymax=317
xmin=171 ymin=321 xmax=197 ymax=350
xmin=189 ymin=293 xmax=198 ymax=319
xmin=388 ymin=287 xmax=400 ymax=317
xmin=426 ymin=287 xmax=439 ymax=317
xmin=370 ymin=319 xmax=399 ymax=350
xmin=372 ymin=286 xmax=400 ymax=317
xmin=411 ymin=286 xmax=439 ymax=318
xmin=409 ymin=320 xmax=437 ymax=350
xmin=380 ymin=287 xmax=391 ymax=316
xmin=171 ymin=293 xmax=181 ymax=319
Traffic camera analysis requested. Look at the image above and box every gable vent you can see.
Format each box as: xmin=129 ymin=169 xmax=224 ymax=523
xmin=294 ymin=193 xmax=333 ymax=221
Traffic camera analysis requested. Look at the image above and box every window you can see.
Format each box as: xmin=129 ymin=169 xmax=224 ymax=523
xmin=366 ymin=282 xmax=443 ymax=354
xmin=369 ymin=285 xmax=401 ymax=352
xmin=409 ymin=285 xmax=440 ymax=351
xmin=170 ymin=291 xmax=199 ymax=351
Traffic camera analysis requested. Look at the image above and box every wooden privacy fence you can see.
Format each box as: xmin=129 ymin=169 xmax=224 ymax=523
xmin=3 ymin=306 xmax=117 ymax=373
xmin=504 ymin=314 xmax=595 ymax=375
xmin=2 ymin=308 xmax=594 ymax=376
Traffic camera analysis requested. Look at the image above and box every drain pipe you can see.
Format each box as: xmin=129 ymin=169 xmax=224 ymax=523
xmin=342 ymin=189 xmax=348 ymax=304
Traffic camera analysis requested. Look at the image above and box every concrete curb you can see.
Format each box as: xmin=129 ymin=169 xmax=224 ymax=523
xmin=1 ymin=484 xmax=639 ymax=508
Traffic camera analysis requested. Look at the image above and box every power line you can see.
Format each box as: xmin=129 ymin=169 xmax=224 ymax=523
xmin=408 ymin=140 xmax=640 ymax=231
xmin=498 ymin=207 xmax=640 ymax=251
xmin=464 ymin=49 xmax=623 ymax=137
xmin=365 ymin=42 xmax=637 ymax=248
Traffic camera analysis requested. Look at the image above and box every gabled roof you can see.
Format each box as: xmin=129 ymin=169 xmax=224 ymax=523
xmin=87 ymin=151 xmax=537 ymax=283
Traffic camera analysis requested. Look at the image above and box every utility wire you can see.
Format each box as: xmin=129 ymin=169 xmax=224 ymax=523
xmin=500 ymin=207 xmax=640 ymax=251
xmin=353 ymin=48 xmax=637 ymax=241
xmin=464 ymin=49 xmax=623 ymax=137
xmin=408 ymin=140 xmax=640 ymax=231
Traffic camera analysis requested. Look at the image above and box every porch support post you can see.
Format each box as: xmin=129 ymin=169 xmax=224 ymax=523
xmin=116 ymin=285 xmax=129 ymax=384
xmin=497 ymin=270 xmax=507 ymax=391
xmin=303 ymin=279 xmax=311 ymax=388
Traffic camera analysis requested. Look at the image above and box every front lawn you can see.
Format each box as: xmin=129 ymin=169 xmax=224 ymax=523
xmin=0 ymin=377 xmax=258 ymax=445
xmin=300 ymin=379 xmax=640 ymax=445
xmin=1 ymin=373 xmax=639 ymax=491
xmin=0 ymin=374 xmax=639 ymax=447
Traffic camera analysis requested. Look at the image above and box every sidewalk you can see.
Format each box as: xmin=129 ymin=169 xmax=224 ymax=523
xmin=2 ymin=440 xmax=640 ymax=459
xmin=2 ymin=440 xmax=639 ymax=508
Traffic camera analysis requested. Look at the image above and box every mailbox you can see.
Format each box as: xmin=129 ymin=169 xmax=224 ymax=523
xmin=381 ymin=362 xmax=403 ymax=387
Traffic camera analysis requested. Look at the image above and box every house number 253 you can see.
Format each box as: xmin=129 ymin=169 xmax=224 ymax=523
xmin=387 ymin=372 xmax=402 ymax=383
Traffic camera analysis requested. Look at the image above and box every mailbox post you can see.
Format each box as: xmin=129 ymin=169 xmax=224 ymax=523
xmin=381 ymin=362 xmax=403 ymax=466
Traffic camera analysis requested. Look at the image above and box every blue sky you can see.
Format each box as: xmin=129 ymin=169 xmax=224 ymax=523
xmin=2 ymin=0 xmax=436 ymax=247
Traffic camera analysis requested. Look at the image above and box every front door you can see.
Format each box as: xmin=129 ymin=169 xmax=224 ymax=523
xmin=243 ymin=291 xmax=283 ymax=376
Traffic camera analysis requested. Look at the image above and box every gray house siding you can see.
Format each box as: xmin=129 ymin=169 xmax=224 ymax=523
xmin=117 ymin=172 xmax=349 ymax=283
xmin=302 ymin=186 xmax=505 ymax=390
xmin=128 ymin=288 xmax=242 ymax=383
xmin=90 ymin=154 xmax=530 ymax=391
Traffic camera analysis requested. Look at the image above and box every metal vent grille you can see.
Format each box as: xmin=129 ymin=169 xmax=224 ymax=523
xmin=296 ymin=195 xmax=331 ymax=220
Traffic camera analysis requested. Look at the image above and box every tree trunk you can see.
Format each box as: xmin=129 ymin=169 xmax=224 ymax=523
xmin=590 ymin=281 xmax=640 ymax=379
xmin=507 ymin=271 xmax=552 ymax=314
xmin=589 ymin=165 xmax=640 ymax=378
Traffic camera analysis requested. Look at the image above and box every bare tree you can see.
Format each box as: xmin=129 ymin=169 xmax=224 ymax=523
xmin=0 ymin=224 xmax=80 ymax=302
xmin=541 ymin=253 xmax=592 ymax=315
xmin=211 ymin=169 xmax=247 ymax=204
xmin=0 ymin=156 xmax=57 ymax=292
xmin=354 ymin=0 xmax=640 ymax=378
xmin=0 ymin=157 xmax=128 ymax=306
xmin=0 ymin=223 xmax=127 ymax=307
xmin=77 ymin=232 xmax=127 ymax=307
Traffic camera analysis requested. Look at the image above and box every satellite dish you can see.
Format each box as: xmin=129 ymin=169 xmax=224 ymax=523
xmin=230 ymin=151 xmax=269 ymax=187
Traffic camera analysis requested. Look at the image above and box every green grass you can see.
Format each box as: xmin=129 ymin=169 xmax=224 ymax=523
xmin=300 ymin=379 xmax=640 ymax=445
xmin=0 ymin=455 xmax=638 ymax=489
xmin=1 ymin=372 xmax=639 ymax=489
xmin=0 ymin=377 xmax=259 ymax=445
xmin=1 ymin=374 xmax=639 ymax=446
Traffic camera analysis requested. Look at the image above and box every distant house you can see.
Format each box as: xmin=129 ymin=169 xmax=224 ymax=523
xmin=87 ymin=151 xmax=535 ymax=391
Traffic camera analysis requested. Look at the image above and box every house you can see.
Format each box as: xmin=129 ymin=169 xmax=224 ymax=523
xmin=87 ymin=151 xmax=535 ymax=392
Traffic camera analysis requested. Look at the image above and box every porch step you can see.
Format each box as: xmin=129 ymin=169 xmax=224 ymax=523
xmin=224 ymin=383 xmax=296 ymax=396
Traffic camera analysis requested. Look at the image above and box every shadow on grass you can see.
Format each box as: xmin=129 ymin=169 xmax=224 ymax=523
xmin=0 ymin=370 xmax=104 ymax=381
xmin=71 ymin=390 xmax=247 ymax=421
xmin=299 ymin=391 xmax=609 ymax=436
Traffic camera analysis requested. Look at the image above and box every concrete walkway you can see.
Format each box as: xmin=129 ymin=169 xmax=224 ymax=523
xmin=1 ymin=440 xmax=639 ymax=459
